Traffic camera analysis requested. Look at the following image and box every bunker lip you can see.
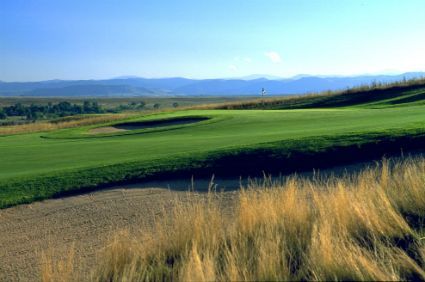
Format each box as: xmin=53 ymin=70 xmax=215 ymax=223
xmin=89 ymin=116 xmax=209 ymax=134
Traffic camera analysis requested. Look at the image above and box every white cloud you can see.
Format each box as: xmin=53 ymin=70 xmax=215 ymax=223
xmin=243 ymin=57 xmax=252 ymax=63
xmin=228 ymin=64 xmax=238 ymax=71
xmin=233 ymin=56 xmax=252 ymax=63
xmin=265 ymin=51 xmax=282 ymax=63
xmin=227 ymin=56 xmax=252 ymax=73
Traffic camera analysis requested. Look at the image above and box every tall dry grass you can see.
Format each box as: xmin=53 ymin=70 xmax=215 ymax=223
xmin=191 ymin=77 xmax=425 ymax=110
xmin=43 ymin=157 xmax=425 ymax=281
xmin=0 ymin=113 xmax=133 ymax=135
xmin=41 ymin=245 xmax=78 ymax=282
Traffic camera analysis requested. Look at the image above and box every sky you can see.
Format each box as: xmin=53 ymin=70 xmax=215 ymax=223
xmin=1 ymin=0 xmax=425 ymax=81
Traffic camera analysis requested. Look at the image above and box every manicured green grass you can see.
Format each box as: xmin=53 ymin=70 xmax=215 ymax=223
xmin=1 ymin=88 xmax=425 ymax=207
xmin=1 ymin=106 xmax=424 ymax=179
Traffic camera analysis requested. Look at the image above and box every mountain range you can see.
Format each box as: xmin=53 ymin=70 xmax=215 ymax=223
xmin=0 ymin=72 xmax=424 ymax=97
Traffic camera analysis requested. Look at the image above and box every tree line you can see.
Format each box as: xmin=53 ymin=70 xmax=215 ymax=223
xmin=0 ymin=101 xmax=104 ymax=120
xmin=0 ymin=100 xmax=176 ymax=121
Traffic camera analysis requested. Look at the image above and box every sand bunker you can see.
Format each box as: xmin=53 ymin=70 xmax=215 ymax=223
xmin=89 ymin=117 xmax=208 ymax=134
xmin=0 ymin=187 xmax=237 ymax=281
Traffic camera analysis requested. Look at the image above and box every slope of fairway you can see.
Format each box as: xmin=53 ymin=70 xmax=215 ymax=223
xmin=1 ymin=101 xmax=425 ymax=207
xmin=213 ymin=82 xmax=425 ymax=110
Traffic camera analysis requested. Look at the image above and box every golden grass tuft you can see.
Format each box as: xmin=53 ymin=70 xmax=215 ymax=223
xmin=40 ymin=245 xmax=78 ymax=282
xmin=47 ymin=157 xmax=425 ymax=281
xmin=0 ymin=113 xmax=133 ymax=135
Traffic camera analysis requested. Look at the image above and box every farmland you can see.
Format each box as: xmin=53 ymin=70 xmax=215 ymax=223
xmin=0 ymin=96 xmax=249 ymax=110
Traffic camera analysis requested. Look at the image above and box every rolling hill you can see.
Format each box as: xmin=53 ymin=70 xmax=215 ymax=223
xmin=212 ymin=78 xmax=425 ymax=110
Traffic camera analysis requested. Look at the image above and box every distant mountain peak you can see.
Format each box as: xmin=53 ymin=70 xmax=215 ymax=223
xmin=1 ymin=72 xmax=424 ymax=97
xmin=289 ymin=74 xmax=314 ymax=80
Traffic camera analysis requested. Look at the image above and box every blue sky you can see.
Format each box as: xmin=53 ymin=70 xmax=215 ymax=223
xmin=1 ymin=0 xmax=424 ymax=81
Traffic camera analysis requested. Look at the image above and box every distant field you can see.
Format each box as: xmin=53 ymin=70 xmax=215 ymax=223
xmin=0 ymin=96 xmax=254 ymax=131
xmin=1 ymin=84 xmax=425 ymax=207
xmin=0 ymin=96 xmax=252 ymax=109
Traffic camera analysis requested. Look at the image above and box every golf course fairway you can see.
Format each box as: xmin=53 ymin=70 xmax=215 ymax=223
xmin=1 ymin=101 xmax=425 ymax=208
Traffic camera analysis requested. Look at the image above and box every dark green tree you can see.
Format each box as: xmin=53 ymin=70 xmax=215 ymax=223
xmin=137 ymin=101 xmax=146 ymax=109
xmin=0 ymin=109 xmax=6 ymax=119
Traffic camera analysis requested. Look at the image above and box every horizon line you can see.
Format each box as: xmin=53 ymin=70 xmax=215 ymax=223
xmin=1 ymin=70 xmax=425 ymax=83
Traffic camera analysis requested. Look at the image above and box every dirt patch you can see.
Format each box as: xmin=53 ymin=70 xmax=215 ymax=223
xmin=89 ymin=117 xmax=208 ymax=134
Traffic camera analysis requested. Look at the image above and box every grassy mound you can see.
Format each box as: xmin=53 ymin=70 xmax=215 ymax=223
xmin=206 ymin=79 xmax=425 ymax=110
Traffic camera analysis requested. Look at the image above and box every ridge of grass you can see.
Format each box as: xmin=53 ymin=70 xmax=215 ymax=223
xmin=195 ymin=78 xmax=425 ymax=110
